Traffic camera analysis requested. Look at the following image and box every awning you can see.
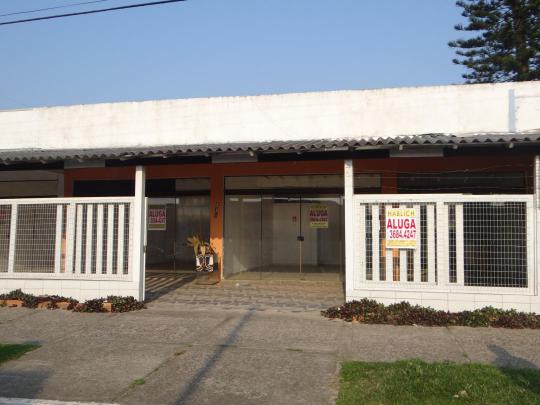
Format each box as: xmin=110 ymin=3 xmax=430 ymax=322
xmin=1 ymin=131 xmax=539 ymax=164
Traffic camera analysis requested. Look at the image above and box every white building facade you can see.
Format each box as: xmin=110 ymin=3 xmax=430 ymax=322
xmin=0 ymin=81 xmax=539 ymax=311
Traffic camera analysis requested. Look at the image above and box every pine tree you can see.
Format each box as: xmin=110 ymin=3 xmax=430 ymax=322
xmin=449 ymin=0 xmax=540 ymax=83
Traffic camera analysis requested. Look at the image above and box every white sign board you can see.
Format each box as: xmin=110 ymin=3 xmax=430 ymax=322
xmin=309 ymin=204 xmax=329 ymax=229
xmin=385 ymin=207 xmax=417 ymax=249
xmin=148 ymin=205 xmax=167 ymax=231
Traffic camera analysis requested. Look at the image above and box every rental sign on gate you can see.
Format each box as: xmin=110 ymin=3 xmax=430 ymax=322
xmin=385 ymin=207 xmax=417 ymax=249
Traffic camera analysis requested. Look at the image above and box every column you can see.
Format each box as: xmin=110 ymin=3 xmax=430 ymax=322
xmin=210 ymin=172 xmax=225 ymax=281
xmin=344 ymin=159 xmax=354 ymax=298
xmin=132 ymin=165 xmax=146 ymax=300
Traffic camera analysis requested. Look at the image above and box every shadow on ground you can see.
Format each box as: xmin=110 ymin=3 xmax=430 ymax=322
xmin=0 ymin=370 xmax=49 ymax=400
xmin=489 ymin=344 xmax=540 ymax=397
xmin=174 ymin=308 xmax=255 ymax=404
xmin=145 ymin=273 xmax=197 ymax=302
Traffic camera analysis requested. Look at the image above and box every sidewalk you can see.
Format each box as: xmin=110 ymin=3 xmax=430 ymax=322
xmin=0 ymin=301 xmax=539 ymax=404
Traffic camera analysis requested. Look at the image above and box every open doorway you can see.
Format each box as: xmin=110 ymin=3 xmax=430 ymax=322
xmin=224 ymin=193 xmax=344 ymax=281
xmin=223 ymin=174 xmax=380 ymax=281
xmin=146 ymin=179 xmax=210 ymax=274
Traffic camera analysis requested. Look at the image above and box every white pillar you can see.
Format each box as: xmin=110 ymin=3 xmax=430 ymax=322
xmin=508 ymin=89 xmax=516 ymax=132
xmin=7 ymin=203 xmax=17 ymax=274
xmin=535 ymin=156 xmax=540 ymax=297
xmin=344 ymin=160 xmax=354 ymax=299
xmin=132 ymin=166 xmax=146 ymax=301
xmin=535 ymin=156 xmax=540 ymax=208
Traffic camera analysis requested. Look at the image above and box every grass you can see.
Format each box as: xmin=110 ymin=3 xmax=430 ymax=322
xmin=338 ymin=360 xmax=540 ymax=405
xmin=0 ymin=343 xmax=40 ymax=365
xmin=131 ymin=378 xmax=145 ymax=387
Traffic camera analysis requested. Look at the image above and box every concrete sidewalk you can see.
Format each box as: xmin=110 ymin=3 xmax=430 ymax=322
xmin=0 ymin=305 xmax=539 ymax=405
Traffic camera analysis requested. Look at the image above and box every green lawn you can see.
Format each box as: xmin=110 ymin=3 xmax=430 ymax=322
xmin=338 ymin=360 xmax=540 ymax=405
xmin=0 ymin=343 xmax=40 ymax=365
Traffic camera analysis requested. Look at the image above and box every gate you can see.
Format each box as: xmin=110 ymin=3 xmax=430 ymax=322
xmin=0 ymin=196 xmax=146 ymax=300
xmin=348 ymin=194 xmax=535 ymax=310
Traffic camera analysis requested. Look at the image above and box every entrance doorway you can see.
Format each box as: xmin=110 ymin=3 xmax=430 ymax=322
xmin=266 ymin=195 xmax=343 ymax=278
xmin=224 ymin=194 xmax=344 ymax=281
xmin=223 ymin=172 xmax=381 ymax=282
xmin=145 ymin=179 xmax=211 ymax=273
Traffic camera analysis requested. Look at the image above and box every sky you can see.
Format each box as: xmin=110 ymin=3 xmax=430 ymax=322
xmin=0 ymin=0 xmax=469 ymax=110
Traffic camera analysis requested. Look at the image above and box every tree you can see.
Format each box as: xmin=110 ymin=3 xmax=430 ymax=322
xmin=449 ymin=0 xmax=540 ymax=83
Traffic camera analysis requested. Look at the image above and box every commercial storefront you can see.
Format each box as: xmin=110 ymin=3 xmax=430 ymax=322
xmin=59 ymin=152 xmax=532 ymax=283
xmin=1 ymin=80 xmax=540 ymax=311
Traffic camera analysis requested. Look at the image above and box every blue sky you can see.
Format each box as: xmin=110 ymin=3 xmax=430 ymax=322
xmin=0 ymin=0 xmax=468 ymax=109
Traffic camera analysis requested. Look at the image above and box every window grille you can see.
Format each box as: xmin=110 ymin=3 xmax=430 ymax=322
xmin=0 ymin=199 xmax=133 ymax=278
xmin=355 ymin=196 xmax=531 ymax=291
xmin=14 ymin=204 xmax=66 ymax=273
xmin=462 ymin=201 xmax=527 ymax=288
xmin=0 ymin=205 xmax=11 ymax=272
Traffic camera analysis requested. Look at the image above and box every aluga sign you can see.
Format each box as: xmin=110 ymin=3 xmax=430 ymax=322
xmin=385 ymin=208 xmax=417 ymax=249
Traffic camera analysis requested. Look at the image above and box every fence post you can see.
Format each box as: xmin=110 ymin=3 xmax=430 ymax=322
xmin=75 ymin=204 xmax=83 ymax=274
xmin=455 ymin=204 xmax=465 ymax=286
xmin=7 ymin=203 xmax=17 ymax=274
xmin=344 ymin=160 xmax=354 ymax=298
xmin=534 ymin=156 xmax=540 ymax=295
xmin=132 ymin=166 xmax=146 ymax=301
xmin=372 ymin=204 xmax=380 ymax=282
xmin=535 ymin=156 xmax=540 ymax=208
xmin=65 ymin=202 xmax=76 ymax=274
xmin=54 ymin=204 xmax=64 ymax=274
xmin=96 ymin=204 xmax=104 ymax=275
xmin=357 ymin=204 xmax=366 ymax=287
xmin=436 ymin=201 xmax=449 ymax=286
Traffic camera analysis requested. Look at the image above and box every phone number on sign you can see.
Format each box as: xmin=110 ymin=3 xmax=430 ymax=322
xmin=387 ymin=229 xmax=417 ymax=239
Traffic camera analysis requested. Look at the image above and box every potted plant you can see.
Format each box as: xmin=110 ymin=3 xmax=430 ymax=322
xmin=186 ymin=235 xmax=216 ymax=272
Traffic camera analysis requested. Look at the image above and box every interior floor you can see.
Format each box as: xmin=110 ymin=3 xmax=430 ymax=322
xmin=225 ymin=264 xmax=342 ymax=281
xmin=146 ymin=261 xmax=198 ymax=274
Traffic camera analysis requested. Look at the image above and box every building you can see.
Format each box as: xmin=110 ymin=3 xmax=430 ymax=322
xmin=1 ymin=81 xmax=540 ymax=312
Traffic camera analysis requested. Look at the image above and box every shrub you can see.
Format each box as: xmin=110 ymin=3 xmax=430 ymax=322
xmin=0 ymin=290 xmax=144 ymax=313
xmin=322 ymin=299 xmax=540 ymax=329
xmin=0 ymin=289 xmax=38 ymax=308
xmin=1 ymin=290 xmax=80 ymax=310
xmin=107 ymin=296 xmax=146 ymax=312
xmin=0 ymin=289 xmax=26 ymax=300
xmin=46 ymin=296 xmax=79 ymax=310
xmin=74 ymin=298 xmax=105 ymax=313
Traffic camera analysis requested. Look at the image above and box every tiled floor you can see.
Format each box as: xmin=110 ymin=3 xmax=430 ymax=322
xmin=226 ymin=266 xmax=342 ymax=282
xmin=145 ymin=271 xmax=345 ymax=312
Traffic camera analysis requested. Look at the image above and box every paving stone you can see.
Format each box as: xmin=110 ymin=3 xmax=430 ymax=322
xmin=146 ymin=276 xmax=345 ymax=313
xmin=1 ymin=276 xmax=538 ymax=404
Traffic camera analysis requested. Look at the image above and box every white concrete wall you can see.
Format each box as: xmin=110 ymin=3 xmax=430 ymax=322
xmin=0 ymin=279 xmax=140 ymax=302
xmin=347 ymin=289 xmax=540 ymax=313
xmin=0 ymin=81 xmax=539 ymax=151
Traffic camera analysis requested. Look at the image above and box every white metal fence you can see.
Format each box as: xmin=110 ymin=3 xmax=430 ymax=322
xmin=0 ymin=197 xmax=134 ymax=279
xmin=352 ymin=194 xmax=535 ymax=295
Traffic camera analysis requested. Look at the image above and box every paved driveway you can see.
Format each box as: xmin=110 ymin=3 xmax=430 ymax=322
xmin=0 ymin=281 xmax=539 ymax=404
xmin=145 ymin=274 xmax=345 ymax=311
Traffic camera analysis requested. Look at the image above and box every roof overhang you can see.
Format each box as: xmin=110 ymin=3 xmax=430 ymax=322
xmin=0 ymin=131 xmax=539 ymax=165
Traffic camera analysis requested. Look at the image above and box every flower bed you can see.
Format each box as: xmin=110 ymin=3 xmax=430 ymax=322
xmin=322 ymin=299 xmax=540 ymax=329
xmin=0 ymin=289 xmax=145 ymax=313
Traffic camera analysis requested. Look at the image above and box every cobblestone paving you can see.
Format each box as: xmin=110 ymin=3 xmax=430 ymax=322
xmin=145 ymin=273 xmax=345 ymax=312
